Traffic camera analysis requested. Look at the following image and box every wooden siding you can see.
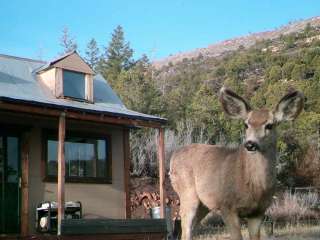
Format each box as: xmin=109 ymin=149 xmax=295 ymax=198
xmin=53 ymin=53 xmax=94 ymax=74
xmin=55 ymin=68 xmax=63 ymax=98
xmin=38 ymin=52 xmax=94 ymax=101
xmin=38 ymin=68 xmax=56 ymax=96
xmin=85 ymin=74 xmax=94 ymax=103
xmin=37 ymin=67 xmax=64 ymax=98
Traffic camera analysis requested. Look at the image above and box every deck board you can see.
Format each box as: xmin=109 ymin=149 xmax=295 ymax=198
xmin=61 ymin=218 xmax=167 ymax=235
xmin=0 ymin=219 xmax=167 ymax=240
xmin=0 ymin=233 xmax=165 ymax=240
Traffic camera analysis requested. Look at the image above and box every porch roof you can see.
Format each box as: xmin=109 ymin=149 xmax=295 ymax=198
xmin=0 ymin=54 xmax=167 ymax=127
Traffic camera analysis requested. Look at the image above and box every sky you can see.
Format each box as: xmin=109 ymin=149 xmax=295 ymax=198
xmin=0 ymin=0 xmax=320 ymax=61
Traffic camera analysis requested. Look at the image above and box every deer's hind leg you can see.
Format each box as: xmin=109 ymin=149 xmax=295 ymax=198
xmin=221 ymin=209 xmax=243 ymax=240
xmin=194 ymin=202 xmax=210 ymax=227
xmin=179 ymin=189 xmax=202 ymax=240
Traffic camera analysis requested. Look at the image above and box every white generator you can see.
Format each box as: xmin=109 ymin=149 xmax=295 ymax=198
xmin=36 ymin=201 xmax=82 ymax=232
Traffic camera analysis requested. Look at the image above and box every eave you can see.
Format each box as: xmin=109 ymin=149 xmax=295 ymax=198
xmin=0 ymin=97 xmax=167 ymax=129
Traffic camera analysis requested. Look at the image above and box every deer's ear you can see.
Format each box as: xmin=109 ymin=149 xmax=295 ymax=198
xmin=274 ymin=91 xmax=304 ymax=122
xmin=219 ymin=87 xmax=251 ymax=120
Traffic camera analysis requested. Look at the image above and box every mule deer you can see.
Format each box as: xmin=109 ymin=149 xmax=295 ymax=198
xmin=170 ymin=87 xmax=304 ymax=240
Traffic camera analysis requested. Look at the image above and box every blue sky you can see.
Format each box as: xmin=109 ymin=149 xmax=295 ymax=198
xmin=1 ymin=0 xmax=319 ymax=61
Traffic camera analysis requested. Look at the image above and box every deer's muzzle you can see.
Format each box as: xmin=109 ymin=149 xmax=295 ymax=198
xmin=244 ymin=141 xmax=259 ymax=152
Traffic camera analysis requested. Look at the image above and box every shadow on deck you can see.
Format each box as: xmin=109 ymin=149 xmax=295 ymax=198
xmin=1 ymin=233 xmax=165 ymax=240
xmin=1 ymin=219 xmax=167 ymax=240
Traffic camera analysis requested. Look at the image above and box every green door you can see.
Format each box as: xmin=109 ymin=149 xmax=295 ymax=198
xmin=0 ymin=135 xmax=20 ymax=234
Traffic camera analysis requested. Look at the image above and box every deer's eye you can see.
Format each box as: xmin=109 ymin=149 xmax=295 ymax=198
xmin=265 ymin=124 xmax=273 ymax=130
xmin=244 ymin=123 xmax=248 ymax=129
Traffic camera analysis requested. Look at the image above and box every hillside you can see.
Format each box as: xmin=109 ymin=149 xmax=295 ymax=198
xmin=153 ymin=16 xmax=320 ymax=68
xmin=128 ymin=16 xmax=320 ymax=189
xmin=105 ymin=16 xmax=320 ymax=188
xmin=100 ymin=16 xmax=320 ymax=219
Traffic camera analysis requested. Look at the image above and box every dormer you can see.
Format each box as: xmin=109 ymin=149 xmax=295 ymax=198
xmin=37 ymin=51 xmax=94 ymax=103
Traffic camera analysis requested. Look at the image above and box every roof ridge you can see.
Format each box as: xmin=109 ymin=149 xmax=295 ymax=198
xmin=35 ymin=50 xmax=94 ymax=74
xmin=48 ymin=50 xmax=76 ymax=66
xmin=0 ymin=53 xmax=47 ymax=64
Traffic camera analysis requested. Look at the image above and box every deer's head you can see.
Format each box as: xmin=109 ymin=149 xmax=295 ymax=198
xmin=219 ymin=87 xmax=304 ymax=153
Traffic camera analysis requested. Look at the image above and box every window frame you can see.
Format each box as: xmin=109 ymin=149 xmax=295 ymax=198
xmin=62 ymin=69 xmax=87 ymax=102
xmin=42 ymin=130 xmax=112 ymax=184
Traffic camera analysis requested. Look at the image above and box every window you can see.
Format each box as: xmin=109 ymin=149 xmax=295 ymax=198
xmin=44 ymin=132 xmax=111 ymax=183
xmin=63 ymin=70 xmax=86 ymax=100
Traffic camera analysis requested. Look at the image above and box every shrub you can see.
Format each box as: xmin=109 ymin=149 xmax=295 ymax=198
xmin=267 ymin=191 xmax=319 ymax=222
xmin=130 ymin=120 xmax=210 ymax=177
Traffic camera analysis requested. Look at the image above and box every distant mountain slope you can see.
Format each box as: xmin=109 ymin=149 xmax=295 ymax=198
xmin=153 ymin=16 xmax=320 ymax=68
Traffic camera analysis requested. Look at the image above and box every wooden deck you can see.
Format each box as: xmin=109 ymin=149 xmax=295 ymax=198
xmin=0 ymin=219 xmax=167 ymax=240
xmin=0 ymin=233 xmax=166 ymax=240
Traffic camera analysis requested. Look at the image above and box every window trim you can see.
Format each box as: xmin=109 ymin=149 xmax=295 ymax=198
xmin=42 ymin=130 xmax=112 ymax=184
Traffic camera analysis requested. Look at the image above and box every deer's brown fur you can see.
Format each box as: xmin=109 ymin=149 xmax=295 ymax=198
xmin=170 ymin=88 xmax=304 ymax=240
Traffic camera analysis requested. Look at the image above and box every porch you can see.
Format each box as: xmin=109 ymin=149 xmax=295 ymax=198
xmin=1 ymin=219 xmax=167 ymax=240
xmin=0 ymin=102 xmax=167 ymax=238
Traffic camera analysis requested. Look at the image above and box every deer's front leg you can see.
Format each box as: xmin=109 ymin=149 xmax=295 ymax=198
xmin=247 ymin=214 xmax=264 ymax=240
xmin=221 ymin=210 xmax=243 ymax=240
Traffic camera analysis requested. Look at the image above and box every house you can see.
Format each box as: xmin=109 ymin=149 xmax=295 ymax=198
xmin=0 ymin=51 xmax=167 ymax=238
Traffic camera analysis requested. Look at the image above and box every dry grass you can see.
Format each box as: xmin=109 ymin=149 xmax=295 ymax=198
xmin=266 ymin=191 xmax=319 ymax=222
xmin=130 ymin=120 xmax=210 ymax=176
xmin=193 ymin=224 xmax=320 ymax=239
xmin=191 ymin=191 xmax=320 ymax=239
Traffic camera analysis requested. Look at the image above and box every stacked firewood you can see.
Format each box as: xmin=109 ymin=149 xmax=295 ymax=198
xmin=130 ymin=191 xmax=180 ymax=219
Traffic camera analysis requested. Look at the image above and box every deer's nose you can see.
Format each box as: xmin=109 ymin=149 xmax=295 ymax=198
xmin=244 ymin=141 xmax=259 ymax=152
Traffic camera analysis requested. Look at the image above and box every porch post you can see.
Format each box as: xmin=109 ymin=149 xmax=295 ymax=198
xmin=57 ymin=112 xmax=66 ymax=235
xmin=21 ymin=133 xmax=30 ymax=236
xmin=123 ymin=129 xmax=131 ymax=219
xmin=158 ymin=127 xmax=166 ymax=218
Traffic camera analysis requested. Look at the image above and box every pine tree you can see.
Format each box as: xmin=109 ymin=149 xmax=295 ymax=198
xmin=85 ymin=38 xmax=100 ymax=70
xmin=59 ymin=27 xmax=77 ymax=55
xmin=102 ymin=25 xmax=133 ymax=86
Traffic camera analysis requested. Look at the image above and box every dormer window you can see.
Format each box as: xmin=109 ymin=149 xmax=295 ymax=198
xmin=63 ymin=70 xmax=86 ymax=100
xmin=37 ymin=51 xmax=94 ymax=103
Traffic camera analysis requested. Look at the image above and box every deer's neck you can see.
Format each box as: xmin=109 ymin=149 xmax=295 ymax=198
xmin=240 ymin=144 xmax=276 ymax=194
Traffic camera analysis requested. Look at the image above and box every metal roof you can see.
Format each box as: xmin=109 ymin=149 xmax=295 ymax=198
xmin=0 ymin=53 xmax=167 ymax=124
